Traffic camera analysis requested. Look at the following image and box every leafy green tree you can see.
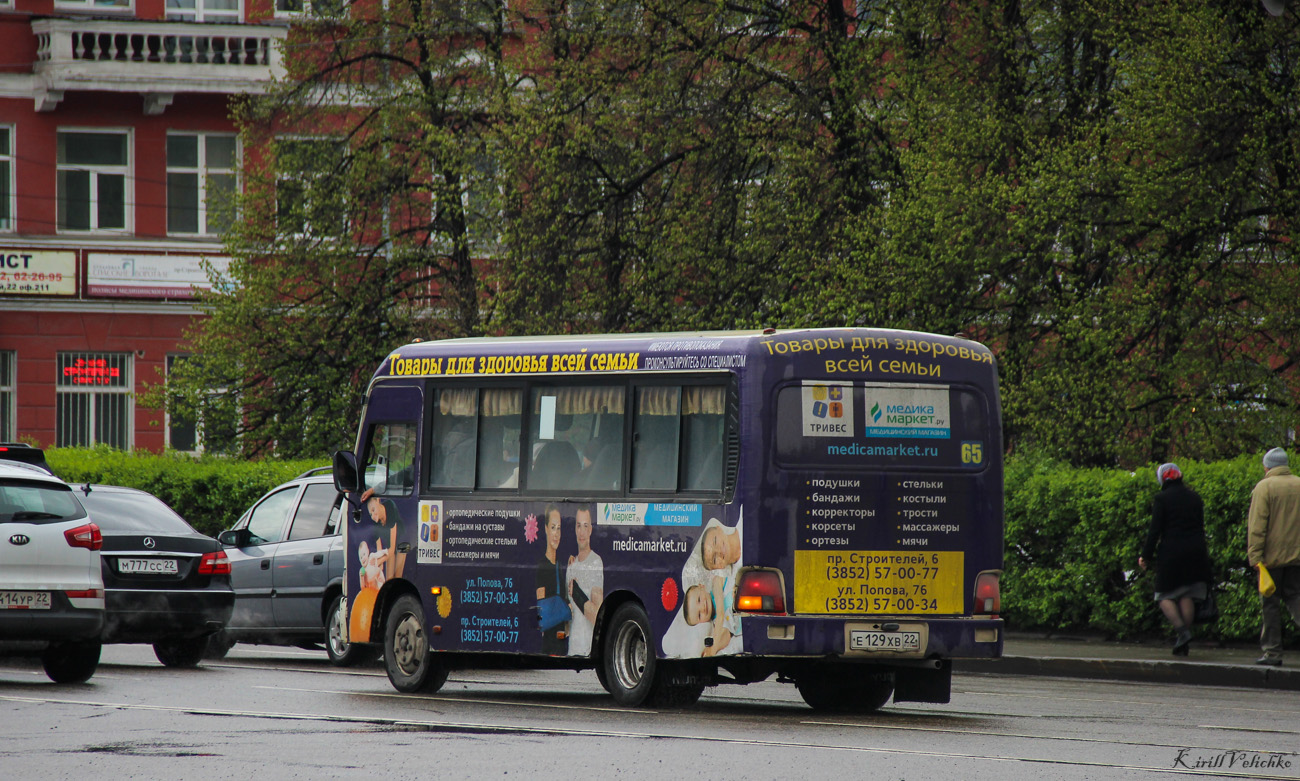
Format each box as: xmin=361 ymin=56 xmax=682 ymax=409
xmin=152 ymin=1 xmax=522 ymax=456
xmin=835 ymin=0 xmax=1300 ymax=466
xmin=495 ymin=0 xmax=903 ymax=334
xmin=154 ymin=0 xmax=1300 ymax=466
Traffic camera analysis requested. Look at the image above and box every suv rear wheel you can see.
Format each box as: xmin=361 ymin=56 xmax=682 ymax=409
xmin=42 ymin=640 xmax=101 ymax=683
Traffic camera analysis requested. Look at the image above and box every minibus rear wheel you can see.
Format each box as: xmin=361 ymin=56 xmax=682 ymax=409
xmin=796 ymin=665 xmax=894 ymax=712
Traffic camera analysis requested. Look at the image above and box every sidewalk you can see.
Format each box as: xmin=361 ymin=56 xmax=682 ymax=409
xmin=958 ymin=632 xmax=1300 ymax=691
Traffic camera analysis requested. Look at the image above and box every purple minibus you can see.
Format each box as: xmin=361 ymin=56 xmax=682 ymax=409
xmin=332 ymin=328 xmax=1003 ymax=709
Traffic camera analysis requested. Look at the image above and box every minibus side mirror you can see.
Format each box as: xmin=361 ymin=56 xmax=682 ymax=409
xmin=333 ymin=450 xmax=360 ymax=493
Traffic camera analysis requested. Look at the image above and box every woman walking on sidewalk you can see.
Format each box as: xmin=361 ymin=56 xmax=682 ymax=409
xmin=1139 ymin=463 xmax=1213 ymax=656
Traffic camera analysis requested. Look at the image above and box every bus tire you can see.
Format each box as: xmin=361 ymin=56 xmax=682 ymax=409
xmin=594 ymin=659 xmax=612 ymax=693
xmin=384 ymin=593 xmax=447 ymax=694
xmin=603 ymin=602 xmax=659 ymax=706
xmin=796 ymin=667 xmax=894 ymax=712
xmin=327 ymin=594 xmax=373 ymax=667
xmin=602 ymin=602 xmax=700 ymax=707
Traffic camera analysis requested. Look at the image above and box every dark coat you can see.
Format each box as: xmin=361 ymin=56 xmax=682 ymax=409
xmin=1141 ymin=479 xmax=1213 ymax=594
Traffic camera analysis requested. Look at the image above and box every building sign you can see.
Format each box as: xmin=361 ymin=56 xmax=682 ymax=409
xmin=0 ymin=251 xmax=77 ymax=296
xmin=86 ymin=253 xmax=232 ymax=299
xmin=57 ymin=353 xmax=131 ymax=388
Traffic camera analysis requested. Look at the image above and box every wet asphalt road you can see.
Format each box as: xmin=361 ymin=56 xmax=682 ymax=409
xmin=2 ymin=644 xmax=1299 ymax=780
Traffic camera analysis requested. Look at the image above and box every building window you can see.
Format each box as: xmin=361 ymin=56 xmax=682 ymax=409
xmin=165 ymin=0 xmax=240 ymax=21
xmin=53 ymin=0 xmax=131 ymax=10
xmin=56 ymin=352 xmax=132 ymax=449
xmin=57 ymin=130 xmax=130 ymax=232
xmin=165 ymin=354 xmax=238 ymax=453
xmin=274 ymin=0 xmax=346 ymax=18
xmin=432 ymin=149 xmax=502 ymax=254
xmin=168 ymin=133 xmax=238 ymax=236
xmin=275 ymin=138 xmax=346 ymax=238
xmin=0 ymin=126 xmax=11 ymax=231
xmin=0 ymin=351 xmax=14 ymax=442
xmin=0 ymin=125 xmax=12 ymax=231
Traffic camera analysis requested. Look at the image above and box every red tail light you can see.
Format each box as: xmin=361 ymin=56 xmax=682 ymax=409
xmin=736 ymin=569 xmax=786 ymax=614
xmin=199 ymin=549 xmax=232 ymax=575
xmin=64 ymin=523 xmax=103 ymax=551
xmin=974 ymin=570 xmax=1001 ymax=615
xmin=65 ymin=588 xmax=104 ymax=599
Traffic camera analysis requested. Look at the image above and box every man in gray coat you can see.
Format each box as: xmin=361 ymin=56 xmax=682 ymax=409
xmin=1247 ymin=447 xmax=1300 ymax=666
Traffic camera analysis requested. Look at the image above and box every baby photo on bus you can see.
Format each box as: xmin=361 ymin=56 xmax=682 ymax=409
xmin=662 ymin=515 xmax=744 ymax=658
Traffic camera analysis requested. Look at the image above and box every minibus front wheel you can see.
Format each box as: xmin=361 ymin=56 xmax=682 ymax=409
xmin=384 ymin=593 xmax=448 ymax=694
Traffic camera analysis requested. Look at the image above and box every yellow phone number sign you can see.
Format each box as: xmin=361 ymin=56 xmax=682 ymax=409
xmin=794 ymin=551 xmax=964 ymax=615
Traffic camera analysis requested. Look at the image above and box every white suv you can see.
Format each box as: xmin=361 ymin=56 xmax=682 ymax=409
xmin=0 ymin=459 xmax=105 ymax=683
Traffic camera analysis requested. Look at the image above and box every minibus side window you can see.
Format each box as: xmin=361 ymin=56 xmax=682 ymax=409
xmin=476 ymin=388 xmax=523 ymax=489
xmin=429 ymin=388 xmax=478 ymax=489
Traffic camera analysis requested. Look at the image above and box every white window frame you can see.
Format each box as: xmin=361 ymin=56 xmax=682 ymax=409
xmin=53 ymin=0 xmax=133 ymax=13
xmin=163 ymin=350 xmax=237 ymax=454
xmin=55 ymin=352 xmax=133 ymax=450
xmin=273 ymin=0 xmax=347 ymax=20
xmin=164 ymin=0 xmax=242 ymax=23
xmin=431 ymin=149 xmax=503 ymax=256
xmin=0 ymin=351 xmax=14 ymax=442
xmin=0 ymin=125 xmax=12 ymax=232
xmin=56 ymin=128 xmax=133 ymax=235
xmin=167 ymin=132 xmax=239 ymax=237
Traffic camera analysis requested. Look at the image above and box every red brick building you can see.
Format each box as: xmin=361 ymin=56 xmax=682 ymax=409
xmin=0 ymin=0 xmax=289 ymax=451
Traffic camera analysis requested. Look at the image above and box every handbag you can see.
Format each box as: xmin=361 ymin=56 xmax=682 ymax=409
xmin=1260 ymin=564 xmax=1277 ymax=597
xmin=1194 ymin=589 xmax=1219 ymax=624
xmin=536 ymin=561 xmax=571 ymax=632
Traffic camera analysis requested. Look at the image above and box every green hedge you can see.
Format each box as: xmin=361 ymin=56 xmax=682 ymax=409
xmin=1004 ymin=453 xmax=1291 ymax=644
xmin=47 ymin=447 xmax=327 ymax=538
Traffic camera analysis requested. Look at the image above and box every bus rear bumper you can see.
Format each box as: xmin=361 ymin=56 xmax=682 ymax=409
xmin=739 ymin=615 xmax=1004 ymax=660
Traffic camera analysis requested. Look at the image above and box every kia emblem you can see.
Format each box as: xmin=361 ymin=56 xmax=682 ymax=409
xmin=143 ymin=537 xmax=156 ymax=549
xmin=8 ymin=534 xmax=31 ymax=546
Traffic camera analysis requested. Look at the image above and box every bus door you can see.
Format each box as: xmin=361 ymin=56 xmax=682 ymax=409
xmin=348 ymin=383 xmax=423 ymax=642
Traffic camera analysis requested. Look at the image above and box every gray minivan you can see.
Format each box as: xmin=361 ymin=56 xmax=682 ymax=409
xmin=209 ymin=468 xmax=371 ymax=665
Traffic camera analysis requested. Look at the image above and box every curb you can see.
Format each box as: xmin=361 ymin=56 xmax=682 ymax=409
xmin=958 ymin=655 xmax=1300 ymax=691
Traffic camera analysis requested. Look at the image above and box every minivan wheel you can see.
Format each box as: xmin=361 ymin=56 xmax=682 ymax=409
xmin=42 ymin=640 xmax=101 ymax=683
xmin=154 ymin=636 xmax=209 ymax=668
xmin=384 ymin=594 xmax=447 ymax=693
xmin=327 ymin=594 xmax=373 ymax=667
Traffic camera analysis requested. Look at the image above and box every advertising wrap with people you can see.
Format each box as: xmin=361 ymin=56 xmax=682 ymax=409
xmin=345 ymin=492 xmax=742 ymax=658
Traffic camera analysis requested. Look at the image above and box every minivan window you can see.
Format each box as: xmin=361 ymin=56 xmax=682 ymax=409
xmin=0 ymin=480 xmax=87 ymax=524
